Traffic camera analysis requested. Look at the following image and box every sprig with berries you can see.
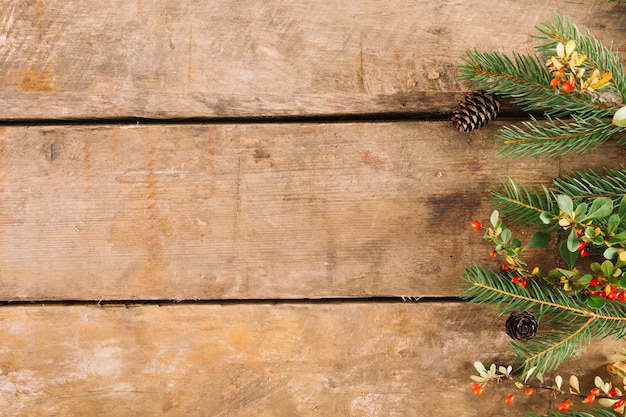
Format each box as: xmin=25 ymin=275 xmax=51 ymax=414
xmin=457 ymin=14 xmax=626 ymax=157
xmin=460 ymin=169 xmax=626 ymax=387
xmin=470 ymin=360 xmax=626 ymax=415
xmin=489 ymin=167 xmax=626 ymax=308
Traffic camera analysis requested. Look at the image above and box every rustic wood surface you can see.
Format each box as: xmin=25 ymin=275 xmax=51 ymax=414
xmin=1 ymin=1 xmax=625 ymax=415
xmin=0 ymin=0 xmax=623 ymax=119
xmin=0 ymin=302 xmax=620 ymax=417
xmin=0 ymin=122 xmax=624 ymax=301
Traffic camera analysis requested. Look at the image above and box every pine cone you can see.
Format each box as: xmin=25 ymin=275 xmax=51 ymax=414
xmin=451 ymin=91 xmax=500 ymax=132
xmin=505 ymin=311 xmax=537 ymax=342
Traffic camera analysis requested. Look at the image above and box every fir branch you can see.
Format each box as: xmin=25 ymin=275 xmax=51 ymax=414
xmin=460 ymin=264 xmax=626 ymax=378
xmin=457 ymin=50 xmax=614 ymax=120
xmin=534 ymin=14 xmax=626 ymax=103
xmin=527 ymin=409 xmax=620 ymax=417
xmin=492 ymin=168 xmax=626 ymax=227
xmin=496 ymin=115 xmax=623 ymax=158
xmin=554 ymin=168 xmax=626 ymax=202
xmin=491 ymin=178 xmax=555 ymax=227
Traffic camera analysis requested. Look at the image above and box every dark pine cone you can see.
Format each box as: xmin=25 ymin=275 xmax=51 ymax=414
xmin=451 ymin=91 xmax=500 ymax=132
xmin=505 ymin=311 xmax=537 ymax=342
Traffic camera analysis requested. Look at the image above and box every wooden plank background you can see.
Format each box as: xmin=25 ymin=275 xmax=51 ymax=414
xmin=0 ymin=0 xmax=623 ymax=119
xmin=1 ymin=122 xmax=625 ymax=300
xmin=0 ymin=0 xmax=625 ymax=415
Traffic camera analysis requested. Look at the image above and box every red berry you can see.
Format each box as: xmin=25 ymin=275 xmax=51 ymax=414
xmin=520 ymin=279 xmax=527 ymax=288
xmin=619 ymin=292 xmax=626 ymax=302
xmin=591 ymin=388 xmax=600 ymax=395
xmin=600 ymin=292 xmax=607 ymax=299
xmin=588 ymin=291 xmax=599 ymax=296
xmin=557 ymin=401 xmax=571 ymax=412
xmin=505 ymin=394 xmax=514 ymax=404
xmin=575 ymin=229 xmax=583 ymax=237
xmin=489 ymin=249 xmax=497 ymax=258
xmin=472 ymin=382 xmax=484 ymax=396
xmin=589 ymin=277 xmax=600 ymax=286
xmin=580 ymin=247 xmax=589 ymax=257
xmin=511 ymin=276 xmax=520 ymax=283
xmin=610 ymin=389 xmax=617 ymax=397
xmin=615 ymin=399 xmax=625 ymax=409
xmin=525 ymin=387 xmax=534 ymax=396
xmin=550 ymin=77 xmax=561 ymax=87
xmin=561 ymin=81 xmax=575 ymax=92
xmin=470 ymin=221 xmax=482 ymax=231
xmin=584 ymin=393 xmax=596 ymax=403
xmin=577 ymin=241 xmax=587 ymax=251
xmin=609 ymin=290 xmax=620 ymax=301
xmin=502 ymin=263 xmax=512 ymax=271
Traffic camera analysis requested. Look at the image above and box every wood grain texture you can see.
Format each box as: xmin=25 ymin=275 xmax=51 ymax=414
xmin=0 ymin=302 xmax=620 ymax=416
xmin=0 ymin=0 xmax=623 ymax=119
xmin=1 ymin=122 xmax=624 ymax=301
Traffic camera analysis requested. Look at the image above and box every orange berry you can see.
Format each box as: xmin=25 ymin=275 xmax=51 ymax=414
xmin=591 ymin=388 xmax=600 ymax=395
xmin=470 ymin=220 xmax=482 ymax=231
xmin=584 ymin=393 xmax=596 ymax=403
xmin=489 ymin=249 xmax=497 ymax=258
xmin=525 ymin=387 xmax=534 ymax=396
xmin=557 ymin=401 xmax=571 ymax=412
xmin=554 ymin=69 xmax=565 ymax=77
xmin=550 ymin=77 xmax=561 ymax=87
xmin=472 ymin=382 xmax=484 ymax=396
xmin=561 ymin=81 xmax=575 ymax=92
xmin=505 ymin=394 xmax=514 ymax=404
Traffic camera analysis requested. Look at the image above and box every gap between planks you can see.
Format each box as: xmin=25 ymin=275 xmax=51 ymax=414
xmin=0 ymin=296 xmax=462 ymax=307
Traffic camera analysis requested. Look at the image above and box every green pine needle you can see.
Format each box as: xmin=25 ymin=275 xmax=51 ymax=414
xmin=554 ymin=167 xmax=626 ymax=201
xmin=457 ymin=13 xmax=625 ymax=158
xmin=534 ymin=14 xmax=626 ymax=102
xmin=527 ymin=409 xmax=619 ymax=417
xmin=496 ymin=114 xmax=623 ymax=158
xmin=460 ymin=264 xmax=626 ymax=379
xmin=491 ymin=177 xmax=555 ymax=227
xmin=491 ymin=168 xmax=626 ymax=227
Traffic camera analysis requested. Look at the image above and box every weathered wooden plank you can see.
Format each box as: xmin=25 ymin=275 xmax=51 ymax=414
xmin=0 ymin=0 xmax=624 ymax=119
xmin=0 ymin=302 xmax=619 ymax=416
xmin=0 ymin=122 xmax=624 ymax=300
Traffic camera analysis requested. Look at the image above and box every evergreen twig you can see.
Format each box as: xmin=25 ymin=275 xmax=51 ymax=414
xmin=491 ymin=167 xmax=626 ymax=227
xmin=457 ymin=14 xmax=626 ymax=157
xmin=460 ymin=264 xmax=626 ymax=379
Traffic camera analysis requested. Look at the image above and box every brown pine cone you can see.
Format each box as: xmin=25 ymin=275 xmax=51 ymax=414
xmin=505 ymin=311 xmax=537 ymax=342
xmin=451 ymin=91 xmax=500 ymax=132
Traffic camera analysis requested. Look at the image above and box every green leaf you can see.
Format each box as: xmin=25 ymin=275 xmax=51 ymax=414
xmin=619 ymin=196 xmax=626 ymax=218
xmin=576 ymin=274 xmax=593 ymax=285
xmin=601 ymin=260 xmax=615 ymax=279
xmin=581 ymin=197 xmax=613 ymax=221
xmin=501 ymin=228 xmax=511 ymax=244
xmin=490 ymin=210 xmax=500 ymax=228
xmin=557 ymin=194 xmax=574 ymax=216
xmin=539 ymin=211 xmax=553 ymax=224
xmin=613 ymin=106 xmax=626 ymax=127
xmin=525 ymin=232 xmax=551 ymax=249
xmin=567 ymin=229 xmax=579 ymax=252
xmin=608 ymin=214 xmax=621 ymax=234
xmin=560 ymin=240 xmax=578 ymax=269
xmin=620 ymin=274 xmax=626 ymax=288
xmin=604 ymin=247 xmax=620 ymax=260
xmin=587 ymin=295 xmax=606 ymax=308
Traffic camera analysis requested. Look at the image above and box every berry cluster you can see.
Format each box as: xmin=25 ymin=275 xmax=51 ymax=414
xmin=471 ymin=362 xmax=626 ymax=414
xmin=545 ymin=40 xmax=612 ymax=94
xmin=470 ymin=194 xmax=626 ymax=310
